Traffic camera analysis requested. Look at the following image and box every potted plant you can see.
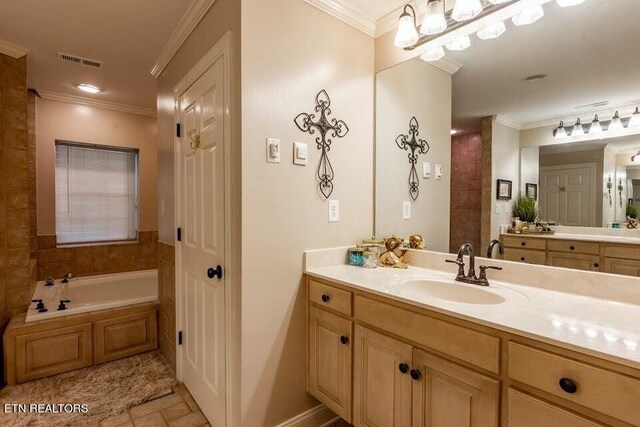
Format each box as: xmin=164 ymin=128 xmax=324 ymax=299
xmin=627 ymin=202 xmax=638 ymax=219
xmin=512 ymin=193 xmax=537 ymax=224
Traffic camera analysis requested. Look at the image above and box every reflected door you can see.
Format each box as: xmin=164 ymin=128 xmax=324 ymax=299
xmin=539 ymin=165 xmax=595 ymax=227
xmin=178 ymin=59 xmax=226 ymax=426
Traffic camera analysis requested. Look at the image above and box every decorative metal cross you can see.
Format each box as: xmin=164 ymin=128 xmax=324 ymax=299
xmin=396 ymin=116 xmax=430 ymax=201
xmin=294 ymin=90 xmax=349 ymax=199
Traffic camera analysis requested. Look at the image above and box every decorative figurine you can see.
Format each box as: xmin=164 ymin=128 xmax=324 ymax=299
xmin=379 ymin=236 xmax=409 ymax=269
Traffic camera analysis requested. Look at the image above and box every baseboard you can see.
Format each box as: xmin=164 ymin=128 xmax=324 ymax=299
xmin=275 ymin=404 xmax=339 ymax=427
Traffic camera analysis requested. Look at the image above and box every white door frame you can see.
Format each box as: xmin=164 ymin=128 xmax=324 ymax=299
xmin=173 ymin=31 xmax=236 ymax=426
xmin=539 ymin=162 xmax=597 ymax=227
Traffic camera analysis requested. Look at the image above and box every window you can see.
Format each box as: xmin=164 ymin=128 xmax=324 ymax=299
xmin=55 ymin=141 xmax=139 ymax=245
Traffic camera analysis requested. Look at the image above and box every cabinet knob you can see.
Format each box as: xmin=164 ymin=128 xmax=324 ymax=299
xmin=321 ymin=294 xmax=330 ymax=303
xmin=520 ymin=257 xmax=526 ymax=262
xmin=559 ymin=378 xmax=578 ymax=394
xmin=521 ymin=242 xmax=526 ymax=247
xmin=410 ymin=369 xmax=421 ymax=381
xmin=570 ymin=246 xmax=576 ymax=251
xmin=594 ymin=263 xmax=599 ymax=268
xmin=340 ymin=335 xmax=349 ymax=345
xmin=398 ymin=363 xmax=409 ymax=374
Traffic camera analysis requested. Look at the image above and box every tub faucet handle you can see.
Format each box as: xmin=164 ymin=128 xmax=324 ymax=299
xmin=31 ymin=299 xmax=46 ymax=310
xmin=57 ymin=300 xmax=71 ymax=311
xmin=44 ymin=277 xmax=55 ymax=287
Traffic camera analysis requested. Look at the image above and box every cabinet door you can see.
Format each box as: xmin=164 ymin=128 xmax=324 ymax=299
xmin=308 ymin=306 xmax=353 ymax=422
xmin=604 ymin=257 xmax=640 ymax=277
xmin=547 ymin=252 xmax=601 ymax=272
xmin=95 ymin=310 xmax=158 ymax=364
xmin=508 ymin=389 xmax=604 ymax=427
xmin=353 ymin=325 xmax=413 ymax=427
xmin=412 ymin=349 xmax=499 ymax=427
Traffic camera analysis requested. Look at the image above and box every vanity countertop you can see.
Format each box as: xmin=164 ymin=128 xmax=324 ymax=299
xmin=501 ymin=231 xmax=640 ymax=245
xmin=305 ymin=262 xmax=640 ymax=370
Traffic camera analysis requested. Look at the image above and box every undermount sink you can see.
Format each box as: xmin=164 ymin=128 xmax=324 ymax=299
xmin=398 ymin=279 xmax=507 ymax=305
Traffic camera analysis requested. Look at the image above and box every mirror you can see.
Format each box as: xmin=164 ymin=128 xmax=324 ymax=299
xmin=374 ymin=0 xmax=640 ymax=275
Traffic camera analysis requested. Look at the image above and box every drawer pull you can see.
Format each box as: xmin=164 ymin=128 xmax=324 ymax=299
xmin=521 ymin=242 xmax=526 ymax=247
xmin=594 ymin=263 xmax=600 ymax=268
xmin=410 ymin=369 xmax=421 ymax=381
xmin=321 ymin=294 xmax=330 ymax=303
xmin=559 ymin=378 xmax=578 ymax=394
xmin=398 ymin=363 xmax=409 ymax=374
xmin=520 ymin=257 xmax=526 ymax=262
xmin=570 ymin=246 xmax=576 ymax=251
xmin=340 ymin=335 xmax=349 ymax=345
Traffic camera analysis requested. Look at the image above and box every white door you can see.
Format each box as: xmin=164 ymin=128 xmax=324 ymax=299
xmin=178 ymin=59 xmax=226 ymax=426
xmin=539 ymin=165 xmax=595 ymax=226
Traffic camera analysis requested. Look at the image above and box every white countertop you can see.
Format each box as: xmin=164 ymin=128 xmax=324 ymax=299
xmin=306 ymin=263 xmax=640 ymax=370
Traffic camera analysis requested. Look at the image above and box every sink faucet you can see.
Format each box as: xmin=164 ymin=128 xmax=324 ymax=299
xmin=447 ymin=243 xmax=503 ymax=286
xmin=61 ymin=273 xmax=74 ymax=284
xmin=487 ymin=240 xmax=504 ymax=259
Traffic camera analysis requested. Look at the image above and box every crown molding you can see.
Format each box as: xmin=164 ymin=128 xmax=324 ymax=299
xmin=495 ymin=115 xmax=523 ymax=131
xmin=302 ymin=0 xmax=376 ymax=36
xmin=150 ymin=0 xmax=217 ymax=79
xmin=38 ymin=90 xmax=157 ymax=117
xmin=0 ymin=39 xmax=29 ymax=58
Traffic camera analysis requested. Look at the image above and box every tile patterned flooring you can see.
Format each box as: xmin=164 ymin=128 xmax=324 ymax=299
xmin=99 ymin=383 xmax=209 ymax=427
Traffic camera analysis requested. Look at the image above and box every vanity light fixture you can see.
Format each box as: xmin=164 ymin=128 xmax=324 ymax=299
xmin=630 ymin=107 xmax=640 ymax=127
xmin=75 ymin=83 xmax=102 ymax=94
xmin=420 ymin=46 xmax=446 ymax=62
xmin=632 ymin=151 xmax=640 ymax=164
xmin=572 ymin=118 xmax=584 ymax=137
xmin=554 ymin=121 xmax=568 ymax=139
xmin=450 ymin=129 xmax=459 ymax=135
xmin=446 ymin=35 xmax=471 ymax=51
xmin=557 ymin=0 xmax=586 ymax=7
xmin=609 ymin=111 xmax=624 ymax=132
xmin=421 ymin=0 xmax=447 ymax=35
xmin=477 ymin=21 xmax=506 ymax=40
xmin=511 ymin=4 xmax=544 ymax=26
xmin=452 ymin=0 xmax=483 ymax=22
xmin=488 ymin=0 xmax=512 ymax=3
xmin=394 ymin=5 xmax=420 ymax=48
xmin=590 ymin=114 xmax=603 ymax=134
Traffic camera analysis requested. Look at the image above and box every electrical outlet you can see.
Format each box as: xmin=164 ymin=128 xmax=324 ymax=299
xmin=423 ymin=162 xmax=431 ymax=179
xmin=435 ymin=164 xmax=443 ymax=180
xmin=402 ymin=201 xmax=412 ymax=220
xmin=328 ymin=200 xmax=340 ymax=222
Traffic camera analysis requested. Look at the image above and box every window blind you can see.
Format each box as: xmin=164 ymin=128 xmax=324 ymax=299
xmin=55 ymin=143 xmax=138 ymax=244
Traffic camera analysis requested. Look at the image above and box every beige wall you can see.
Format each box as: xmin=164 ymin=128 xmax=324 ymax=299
xmin=35 ymin=98 xmax=158 ymax=235
xmin=241 ymin=0 xmax=374 ymax=424
xmin=375 ymin=59 xmax=451 ymax=252
xmin=491 ymin=120 xmax=520 ymax=239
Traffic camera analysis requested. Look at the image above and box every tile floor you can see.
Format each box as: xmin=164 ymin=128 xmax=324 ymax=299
xmin=99 ymin=383 xmax=209 ymax=427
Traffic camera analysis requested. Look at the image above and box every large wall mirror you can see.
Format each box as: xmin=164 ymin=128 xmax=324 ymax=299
xmin=374 ymin=0 xmax=640 ymax=276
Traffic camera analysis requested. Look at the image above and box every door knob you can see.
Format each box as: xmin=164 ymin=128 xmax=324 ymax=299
xmin=207 ymin=265 xmax=223 ymax=280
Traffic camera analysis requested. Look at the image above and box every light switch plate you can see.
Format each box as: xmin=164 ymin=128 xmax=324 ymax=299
xmin=328 ymin=200 xmax=340 ymax=222
xmin=293 ymin=142 xmax=307 ymax=166
xmin=266 ymin=138 xmax=280 ymax=164
xmin=422 ymin=162 xmax=431 ymax=179
xmin=402 ymin=201 xmax=412 ymax=220
xmin=495 ymin=205 xmax=501 ymax=214
xmin=435 ymin=163 xmax=443 ymax=180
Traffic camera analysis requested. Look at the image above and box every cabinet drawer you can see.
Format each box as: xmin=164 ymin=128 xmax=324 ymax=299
xmin=508 ymin=342 xmax=640 ymax=426
xmin=547 ymin=240 xmax=600 ymax=255
xmin=309 ymin=279 xmax=352 ymax=316
xmin=547 ymin=252 xmax=600 ymax=272
xmin=95 ymin=310 xmax=158 ymax=364
xmin=604 ymin=244 xmax=640 ymax=260
xmin=355 ymin=296 xmax=500 ymax=374
xmin=503 ymin=248 xmax=546 ymax=265
xmin=604 ymin=257 xmax=640 ymax=277
xmin=502 ymin=235 xmax=546 ymax=250
xmin=508 ymin=389 xmax=604 ymax=427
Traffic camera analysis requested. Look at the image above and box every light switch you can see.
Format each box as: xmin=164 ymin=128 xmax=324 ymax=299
xmin=435 ymin=164 xmax=443 ymax=180
xmin=328 ymin=200 xmax=340 ymax=222
xmin=160 ymin=201 xmax=165 ymax=217
xmin=495 ymin=205 xmax=501 ymax=214
xmin=293 ymin=142 xmax=307 ymax=166
xmin=422 ymin=162 xmax=432 ymax=179
xmin=402 ymin=201 xmax=412 ymax=220
xmin=266 ymin=138 xmax=280 ymax=163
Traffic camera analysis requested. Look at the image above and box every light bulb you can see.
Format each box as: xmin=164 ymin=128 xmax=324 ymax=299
xmin=421 ymin=0 xmax=447 ymax=35
xmin=557 ymin=0 xmax=586 ymax=7
xmin=609 ymin=111 xmax=623 ymax=131
xmin=590 ymin=115 xmax=602 ymax=134
xmin=394 ymin=7 xmax=419 ymax=48
xmin=512 ymin=5 xmax=544 ymax=26
xmin=446 ymin=35 xmax=471 ymax=51
xmin=555 ymin=121 xmax=568 ymax=140
xmin=477 ymin=21 xmax=506 ymax=40
xmin=75 ymin=84 xmax=102 ymax=94
xmin=420 ymin=47 xmax=445 ymax=62
xmin=572 ymin=119 xmax=584 ymax=137
xmin=630 ymin=107 xmax=640 ymax=127
xmin=452 ymin=0 xmax=483 ymax=22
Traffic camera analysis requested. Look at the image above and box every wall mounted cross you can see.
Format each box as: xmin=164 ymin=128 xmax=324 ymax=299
xmin=294 ymin=90 xmax=349 ymax=199
xmin=396 ymin=116 xmax=430 ymax=201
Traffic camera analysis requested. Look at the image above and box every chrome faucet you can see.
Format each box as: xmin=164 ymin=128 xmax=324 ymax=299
xmin=446 ymin=243 xmax=503 ymax=286
xmin=487 ymin=239 xmax=504 ymax=259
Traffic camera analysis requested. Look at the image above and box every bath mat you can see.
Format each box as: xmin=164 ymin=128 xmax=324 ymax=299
xmin=0 ymin=352 xmax=177 ymax=427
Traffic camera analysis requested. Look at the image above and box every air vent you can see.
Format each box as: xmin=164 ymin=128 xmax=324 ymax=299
xmin=58 ymin=52 xmax=104 ymax=69
xmin=522 ymin=74 xmax=547 ymax=83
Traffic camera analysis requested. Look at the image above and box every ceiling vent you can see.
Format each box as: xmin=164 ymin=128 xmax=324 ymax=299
xmin=58 ymin=52 xmax=104 ymax=69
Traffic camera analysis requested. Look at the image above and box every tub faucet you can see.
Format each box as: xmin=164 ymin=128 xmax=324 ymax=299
xmin=61 ymin=273 xmax=74 ymax=284
xmin=487 ymin=240 xmax=505 ymax=259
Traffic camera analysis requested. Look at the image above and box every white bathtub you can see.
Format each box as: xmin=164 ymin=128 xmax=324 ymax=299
xmin=26 ymin=270 xmax=158 ymax=322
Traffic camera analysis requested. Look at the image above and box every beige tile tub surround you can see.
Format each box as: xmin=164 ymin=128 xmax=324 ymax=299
xmin=158 ymin=242 xmax=176 ymax=373
xmin=36 ymin=231 xmax=158 ymax=280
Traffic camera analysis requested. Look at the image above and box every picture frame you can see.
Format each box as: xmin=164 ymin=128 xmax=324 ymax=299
xmin=496 ymin=179 xmax=512 ymax=200
xmin=526 ymin=183 xmax=538 ymax=201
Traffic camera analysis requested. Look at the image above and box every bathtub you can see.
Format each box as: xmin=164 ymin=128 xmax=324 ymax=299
xmin=26 ymin=270 xmax=158 ymax=323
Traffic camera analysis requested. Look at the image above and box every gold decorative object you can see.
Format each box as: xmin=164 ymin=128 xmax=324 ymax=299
xmin=379 ymin=236 xmax=409 ymax=269
xmin=628 ymin=218 xmax=639 ymax=229
xmin=408 ymin=234 xmax=425 ymax=249
xmin=188 ymin=129 xmax=201 ymax=150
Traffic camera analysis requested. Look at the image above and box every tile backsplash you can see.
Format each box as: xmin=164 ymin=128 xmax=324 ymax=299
xmin=37 ymin=231 xmax=158 ymax=280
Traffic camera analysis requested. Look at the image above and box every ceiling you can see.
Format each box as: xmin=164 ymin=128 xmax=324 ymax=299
xmin=448 ymin=0 xmax=640 ymax=133
xmin=0 ymin=0 xmax=194 ymax=110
